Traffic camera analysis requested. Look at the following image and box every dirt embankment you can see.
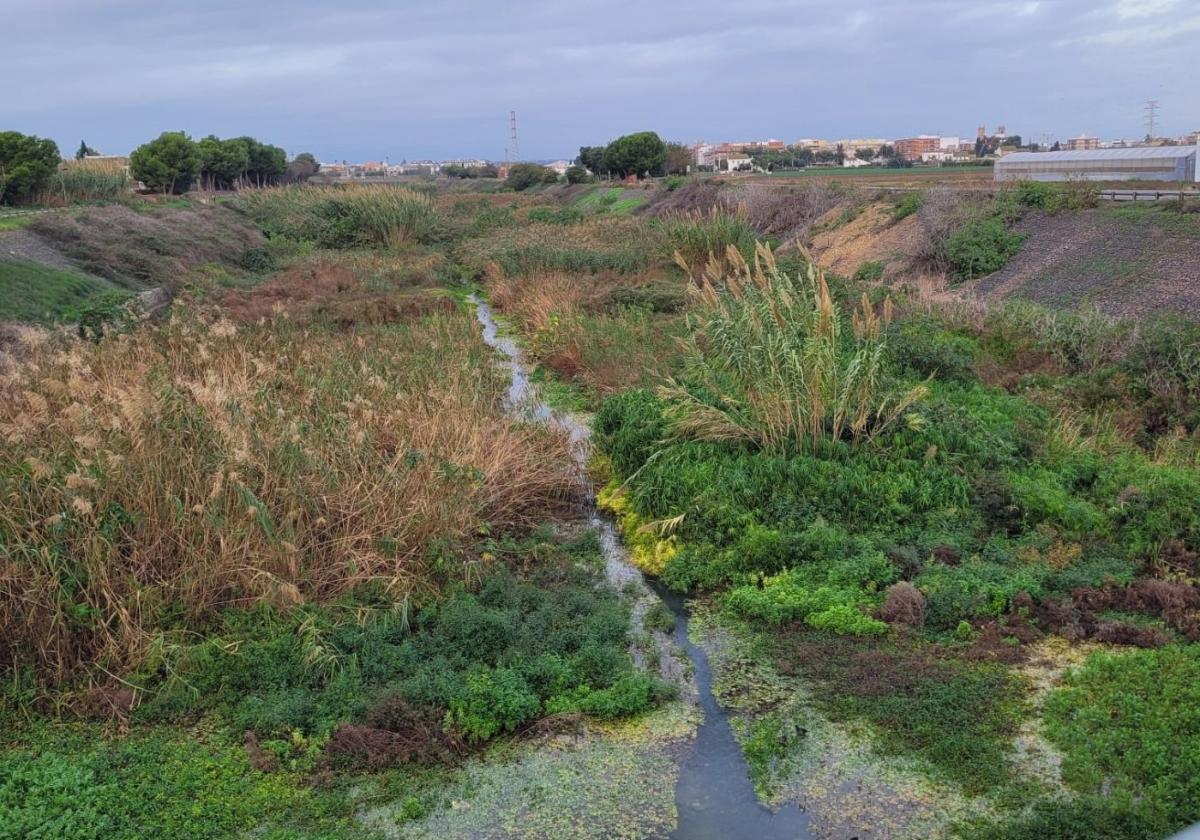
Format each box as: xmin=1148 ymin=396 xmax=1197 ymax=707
xmin=808 ymin=203 xmax=922 ymax=278
xmin=964 ymin=206 xmax=1200 ymax=320
xmin=805 ymin=196 xmax=1200 ymax=321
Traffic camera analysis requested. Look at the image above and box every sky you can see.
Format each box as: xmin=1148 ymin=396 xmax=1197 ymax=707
xmin=3 ymin=0 xmax=1198 ymax=162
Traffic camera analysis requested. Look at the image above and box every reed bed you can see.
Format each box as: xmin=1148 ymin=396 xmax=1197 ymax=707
xmin=236 ymin=183 xmax=436 ymax=248
xmin=0 ymin=311 xmax=575 ymax=687
xmin=37 ymin=167 xmax=131 ymax=206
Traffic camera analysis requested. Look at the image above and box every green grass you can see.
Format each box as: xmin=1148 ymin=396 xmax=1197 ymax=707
xmin=0 ymin=214 xmax=35 ymax=231
xmin=0 ymin=258 xmax=124 ymax=323
xmin=1105 ymin=202 xmax=1200 ymax=237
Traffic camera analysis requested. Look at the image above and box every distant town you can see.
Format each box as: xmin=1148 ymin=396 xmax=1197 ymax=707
xmin=310 ymin=125 xmax=1200 ymax=180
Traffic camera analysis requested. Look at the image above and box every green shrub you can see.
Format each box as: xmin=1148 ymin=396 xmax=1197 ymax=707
xmin=0 ymin=728 xmax=346 ymax=840
xmin=506 ymin=163 xmax=558 ymax=191
xmin=448 ymin=666 xmax=541 ymax=742
xmin=76 ymin=290 xmax=141 ymax=342
xmin=805 ymin=604 xmax=888 ymax=636
xmin=565 ymin=165 xmax=592 ymax=184
xmin=947 ymin=217 xmax=1025 ymax=281
xmin=916 ymin=561 xmax=1048 ymax=629
xmin=605 ymin=282 xmax=685 ymax=313
xmin=594 ymin=389 xmax=668 ymax=477
xmin=527 ymin=206 xmax=584 ymax=225
xmin=891 ymin=192 xmax=922 ymax=222
xmin=887 ymin=318 xmax=978 ymax=382
xmin=852 ymin=260 xmax=886 ymax=283
xmin=1015 ymin=180 xmax=1100 ymax=213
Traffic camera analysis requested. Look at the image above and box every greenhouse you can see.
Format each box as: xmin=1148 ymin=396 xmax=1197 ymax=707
xmin=995 ymin=145 xmax=1198 ymax=183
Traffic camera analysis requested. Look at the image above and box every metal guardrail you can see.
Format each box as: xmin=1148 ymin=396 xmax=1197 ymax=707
xmin=860 ymin=186 xmax=1198 ymax=202
xmin=1097 ymin=188 xmax=1196 ymax=202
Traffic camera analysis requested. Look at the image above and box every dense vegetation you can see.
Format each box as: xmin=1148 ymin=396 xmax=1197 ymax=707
xmin=2 ymin=172 xmax=1198 ymax=838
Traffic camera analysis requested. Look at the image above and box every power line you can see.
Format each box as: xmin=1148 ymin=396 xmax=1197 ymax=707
xmin=510 ymin=111 xmax=519 ymax=163
xmin=1144 ymin=99 xmax=1160 ymax=141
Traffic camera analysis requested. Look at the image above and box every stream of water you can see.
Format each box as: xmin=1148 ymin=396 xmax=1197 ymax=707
xmin=471 ymin=296 xmax=813 ymax=840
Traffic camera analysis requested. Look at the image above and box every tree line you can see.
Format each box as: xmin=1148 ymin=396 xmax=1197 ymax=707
xmin=0 ymin=128 xmax=321 ymax=205
xmin=131 ymin=131 xmax=318 ymax=194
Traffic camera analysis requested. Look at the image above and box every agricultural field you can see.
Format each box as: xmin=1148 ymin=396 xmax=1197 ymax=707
xmin=1 ymin=177 xmax=1199 ymax=839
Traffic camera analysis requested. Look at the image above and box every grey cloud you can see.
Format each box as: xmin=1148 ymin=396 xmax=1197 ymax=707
xmin=1 ymin=0 xmax=1195 ymax=160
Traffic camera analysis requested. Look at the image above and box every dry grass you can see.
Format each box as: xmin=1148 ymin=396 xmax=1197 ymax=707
xmin=484 ymin=264 xmax=688 ymax=401
xmin=28 ymin=203 xmax=264 ymax=290
xmin=220 ymin=258 xmax=453 ymax=326
xmin=0 ymin=309 xmax=576 ymax=687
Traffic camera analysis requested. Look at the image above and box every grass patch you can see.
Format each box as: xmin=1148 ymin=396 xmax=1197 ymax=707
xmin=768 ymin=630 xmax=1027 ymax=794
xmin=0 ymin=258 xmax=124 ymax=323
xmin=1043 ymin=645 xmax=1200 ymax=831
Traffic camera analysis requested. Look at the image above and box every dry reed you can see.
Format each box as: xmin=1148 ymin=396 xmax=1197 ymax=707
xmin=0 ymin=310 xmax=575 ymax=687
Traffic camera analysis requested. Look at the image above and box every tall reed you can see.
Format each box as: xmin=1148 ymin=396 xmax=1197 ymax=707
xmin=662 ymin=206 xmax=756 ymax=283
xmin=38 ymin=167 xmax=131 ymax=205
xmin=663 ymin=243 xmax=927 ymax=453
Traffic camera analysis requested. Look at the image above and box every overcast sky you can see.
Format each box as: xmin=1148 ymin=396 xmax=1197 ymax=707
xmin=3 ymin=0 xmax=1197 ymax=162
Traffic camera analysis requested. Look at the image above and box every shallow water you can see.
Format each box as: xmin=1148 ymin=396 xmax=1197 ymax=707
xmin=471 ymin=295 xmax=814 ymax=839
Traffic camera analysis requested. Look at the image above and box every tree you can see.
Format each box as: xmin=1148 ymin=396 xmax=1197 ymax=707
xmin=565 ymin=164 xmax=592 ymax=184
xmin=602 ymin=131 xmax=666 ymax=179
xmin=576 ymin=146 xmax=608 ymax=177
xmin=506 ymin=163 xmax=558 ymax=191
xmin=198 ymin=135 xmax=250 ymax=190
xmin=663 ymin=142 xmax=693 ymax=176
xmin=284 ymin=152 xmax=320 ymax=183
xmin=836 ymin=143 xmax=846 ymax=166
xmin=130 ymin=131 xmax=201 ymax=194
xmin=0 ymin=131 xmax=61 ymax=206
xmin=856 ymin=147 xmax=876 ymax=162
xmin=237 ymin=137 xmax=287 ymax=186
xmin=1050 ymin=141 xmax=1062 ymax=152
xmin=75 ymin=140 xmax=98 ymax=160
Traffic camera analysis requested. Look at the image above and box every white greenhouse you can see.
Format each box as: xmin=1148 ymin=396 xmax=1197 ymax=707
xmin=995 ymin=146 xmax=1198 ymax=183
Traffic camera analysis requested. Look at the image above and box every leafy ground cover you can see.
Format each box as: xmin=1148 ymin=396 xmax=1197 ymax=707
xmin=0 ymin=257 xmax=125 ymax=323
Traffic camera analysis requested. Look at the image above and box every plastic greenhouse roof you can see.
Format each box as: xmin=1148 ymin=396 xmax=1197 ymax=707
xmin=999 ymin=146 xmax=1198 ymax=164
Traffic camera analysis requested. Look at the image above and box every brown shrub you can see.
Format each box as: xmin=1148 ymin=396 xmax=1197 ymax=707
xmin=1092 ymin=621 xmax=1171 ymax=648
xmin=325 ymin=698 xmax=462 ymax=769
xmin=1121 ymin=579 xmax=1200 ymax=616
xmin=879 ymin=581 xmax=926 ymax=627
xmin=726 ymin=183 xmax=844 ymax=240
xmin=963 ymin=622 xmax=1031 ymax=664
xmin=244 ymin=731 xmax=279 ymax=772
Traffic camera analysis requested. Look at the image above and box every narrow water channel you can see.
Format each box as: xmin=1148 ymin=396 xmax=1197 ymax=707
xmin=471 ymin=296 xmax=813 ymax=840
